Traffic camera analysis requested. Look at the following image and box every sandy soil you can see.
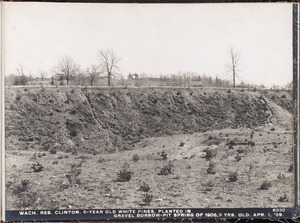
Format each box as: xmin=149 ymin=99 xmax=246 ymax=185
xmin=5 ymin=125 xmax=293 ymax=209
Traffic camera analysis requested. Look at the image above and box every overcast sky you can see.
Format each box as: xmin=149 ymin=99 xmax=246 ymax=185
xmin=4 ymin=2 xmax=293 ymax=87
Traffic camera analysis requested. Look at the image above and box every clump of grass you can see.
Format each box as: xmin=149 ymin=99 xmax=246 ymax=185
xmin=132 ymin=154 xmax=139 ymax=162
xmin=228 ymin=172 xmax=238 ymax=182
xmin=179 ymin=142 xmax=185 ymax=147
xmin=139 ymin=182 xmax=150 ymax=192
xmin=158 ymin=161 xmax=173 ymax=176
xmin=288 ymin=164 xmax=293 ymax=172
xmin=207 ymin=161 xmax=216 ymax=175
xmin=260 ymin=181 xmax=272 ymax=190
xmin=116 ymin=162 xmax=133 ymax=182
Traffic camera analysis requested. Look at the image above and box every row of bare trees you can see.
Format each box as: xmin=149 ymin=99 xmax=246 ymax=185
xmin=52 ymin=49 xmax=120 ymax=86
xmin=6 ymin=49 xmax=120 ymax=87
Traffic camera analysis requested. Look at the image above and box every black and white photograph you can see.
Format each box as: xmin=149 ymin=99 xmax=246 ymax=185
xmin=1 ymin=2 xmax=299 ymax=220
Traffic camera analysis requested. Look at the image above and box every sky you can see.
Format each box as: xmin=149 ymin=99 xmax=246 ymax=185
xmin=4 ymin=2 xmax=293 ymax=87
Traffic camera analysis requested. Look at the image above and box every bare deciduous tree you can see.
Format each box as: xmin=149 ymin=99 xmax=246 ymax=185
xmin=53 ymin=55 xmax=80 ymax=85
xmin=99 ymin=49 xmax=120 ymax=86
xmin=17 ymin=64 xmax=25 ymax=76
xmin=73 ymin=71 xmax=88 ymax=86
xmin=86 ymin=64 xmax=101 ymax=86
xmin=226 ymin=46 xmax=241 ymax=88
xmin=39 ymin=71 xmax=46 ymax=82
xmin=14 ymin=64 xmax=28 ymax=85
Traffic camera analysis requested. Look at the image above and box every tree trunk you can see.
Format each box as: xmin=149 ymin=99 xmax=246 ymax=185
xmin=108 ymin=72 xmax=111 ymax=86
xmin=91 ymin=77 xmax=94 ymax=86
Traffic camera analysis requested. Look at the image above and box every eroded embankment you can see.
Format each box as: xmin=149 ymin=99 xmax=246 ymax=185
xmin=5 ymin=87 xmax=293 ymax=154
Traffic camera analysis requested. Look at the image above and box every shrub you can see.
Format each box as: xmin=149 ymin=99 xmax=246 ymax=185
xmin=116 ymin=162 xmax=133 ymax=182
xmin=281 ymin=94 xmax=286 ymax=98
xmin=142 ymin=193 xmax=153 ymax=205
xmin=288 ymin=164 xmax=293 ymax=172
xmin=160 ymin=151 xmax=168 ymax=160
xmin=205 ymin=136 xmax=222 ymax=146
xmin=278 ymin=194 xmax=288 ymax=202
xmin=139 ymin=182 xmax=150 ymax=192
xmin=205 ymin=180 xmax=214 ymax=188
xmin=179 ymin=142 xmax=185 ymax=147
xmin=49 ymin=148 xmax=57 ymax=154
xmin=15 ymin=95 xmax=21 ymax=101
xmin=260 ymin=181 xmax=272 ymax=190
xmin=277 ymin=173 xmax=285 ymax=179
xmin=234 ymin=154 xmax=241 ymax=162
xmin=132 ymin=154 xmax=139 ymax=162
xmin=270 ymin=127 xmax=275 ymax=131
xmin=207 ymin=161 xmax=216 ymax=175
xmin=98 ymin=157 xmax=105 ymax=163
xmin=13 ymin=75 xmax=28 ymax=85
xmin=31 ymin=162 xmax=44 ymax=172
xmin=158 ymin=161 xmax=173 ymax=175
xmin=205 ymin=150 xmax=212 ymax=161
xmin=228 ymin=172 xmax=238 ymax=182
xmin=237 ymin=148 xmax=244 ymax=154
xmin=248 ymin=141 xmax=255 ymax=147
